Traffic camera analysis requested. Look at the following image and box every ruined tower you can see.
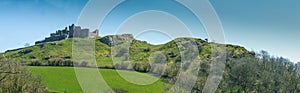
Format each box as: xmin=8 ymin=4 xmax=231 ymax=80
xmin=35 ymin=24 xmax=99 ymax=44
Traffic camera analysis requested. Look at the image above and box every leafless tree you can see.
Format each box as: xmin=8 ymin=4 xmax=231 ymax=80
xmin=0 ymin=56 xmax=47 ymax=93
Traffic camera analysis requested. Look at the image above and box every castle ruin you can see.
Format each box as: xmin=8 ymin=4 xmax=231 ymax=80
xmin=35 ymin=24 xmax=99 ymax=44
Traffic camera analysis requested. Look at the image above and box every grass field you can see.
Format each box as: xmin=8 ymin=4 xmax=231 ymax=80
xmin=28 ymin=66 xmax=168 ymax=93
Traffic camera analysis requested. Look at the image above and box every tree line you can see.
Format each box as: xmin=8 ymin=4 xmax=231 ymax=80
xmin=192 ymin=51 xmax=300 ymax=92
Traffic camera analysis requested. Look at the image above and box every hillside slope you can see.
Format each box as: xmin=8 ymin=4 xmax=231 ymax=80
xmin=1 ymin=35 xmax=252 ymax=67
xmin=2 ymin=35 xmax=300 ymax=92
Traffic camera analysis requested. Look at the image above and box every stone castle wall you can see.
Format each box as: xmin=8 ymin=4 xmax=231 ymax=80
xmin=35 ymin=24 xmax=99 ymax=44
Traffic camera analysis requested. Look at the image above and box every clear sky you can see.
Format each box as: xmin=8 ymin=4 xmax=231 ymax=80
xmin=0 ymin=0 xmax=299 ymax=62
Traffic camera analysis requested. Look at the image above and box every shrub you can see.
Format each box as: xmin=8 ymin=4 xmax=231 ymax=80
xmin=29 ymin=60 xmax=42 ymax=66
xmin=132 ymin=62 xmax=151 ymax=72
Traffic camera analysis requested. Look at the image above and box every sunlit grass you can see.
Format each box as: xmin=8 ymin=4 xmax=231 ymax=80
xmin=28 ymin=66 xmax=167 ymax=93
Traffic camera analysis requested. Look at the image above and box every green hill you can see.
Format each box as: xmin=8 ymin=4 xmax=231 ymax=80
xmin=2 ymin=34 xmax=300 ymax=92
xmin=1 ymin=35 xmax=252 ymax=67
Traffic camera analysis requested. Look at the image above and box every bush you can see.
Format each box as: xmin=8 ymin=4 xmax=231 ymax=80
xmin=149 ymin=64 xmax=166 ymax=75
xmin=114 ymin=62 xmax=130 ymax=70
xmin=47 ymin=58 xmax=73 ymax=66
xmin=79 ymin=61 xmax=88 ymax=67
xmin=132 ymin=62 xmax=151 ymax=72
xmin=112 ymin=88 xmax=128 ymax=93
xmin=18 ymin=49 xmax=33 ymax=55
xmin=29 ymin=60 xmax=42 ymax=66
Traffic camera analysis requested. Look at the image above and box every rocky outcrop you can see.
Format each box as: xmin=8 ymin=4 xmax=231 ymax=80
xmin=100 ymin=36 xmax=113 ymax=45
xmin=99 ymin=34 xmax=133 ymax=45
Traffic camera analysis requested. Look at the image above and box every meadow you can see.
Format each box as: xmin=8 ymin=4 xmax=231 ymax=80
xmin=28 ymin=66 xmax=168 ymax=93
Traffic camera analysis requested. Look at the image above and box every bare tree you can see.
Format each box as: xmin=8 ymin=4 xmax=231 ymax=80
xmin=0 ymin=56 xmax=47 ymax=93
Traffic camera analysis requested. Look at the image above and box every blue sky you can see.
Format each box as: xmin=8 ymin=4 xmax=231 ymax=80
xmin=0 ymin=0 xmax=299 ymax=62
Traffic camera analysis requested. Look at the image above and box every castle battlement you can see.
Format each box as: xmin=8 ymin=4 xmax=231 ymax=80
xmin=35 ymin=24 xmax=99 ymax=44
